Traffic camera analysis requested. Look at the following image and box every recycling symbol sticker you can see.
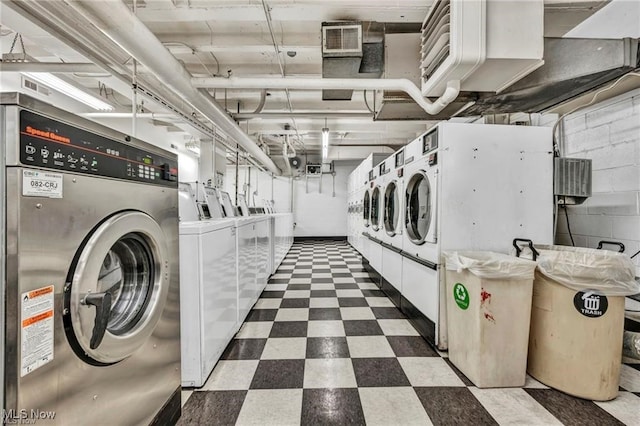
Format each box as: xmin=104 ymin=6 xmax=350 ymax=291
xmin=453 ymin=283 xmax=469 ymax=310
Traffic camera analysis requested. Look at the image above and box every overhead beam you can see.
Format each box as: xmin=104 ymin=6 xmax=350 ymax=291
xmin=0 ymin=62 xmax=102 ymax=72
xmin=135 ymin=2 xmax=427 ymax=23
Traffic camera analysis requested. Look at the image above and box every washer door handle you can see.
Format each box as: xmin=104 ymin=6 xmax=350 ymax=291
xmin=82 ymin=292 xmax=112 ymax=350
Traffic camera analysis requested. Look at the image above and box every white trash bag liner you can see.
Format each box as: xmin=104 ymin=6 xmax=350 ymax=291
xmin=444 ymin=251 xmax=537 ymax=280
xmin=535 ymin=245 xmax=639 ymax=296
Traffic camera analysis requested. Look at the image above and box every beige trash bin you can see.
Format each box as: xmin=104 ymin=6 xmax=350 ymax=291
xmin=526 ymin=245 xmax=639 ymax=401
xmin=444 ymin=251 xmax=537 ymax=388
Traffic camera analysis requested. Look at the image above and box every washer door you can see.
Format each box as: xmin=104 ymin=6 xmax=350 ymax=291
xmin=363 ymin=190 xmax=371 ymax=228
xmin=405 ymin=171 xmax=432 ymax=245
xmin=384 ymin=180 xmax=400 ymax=236
xmin=64 ymin=211 xmax=170 ymax=365
xmin=371 ymin=186 xmax=381 ymax=231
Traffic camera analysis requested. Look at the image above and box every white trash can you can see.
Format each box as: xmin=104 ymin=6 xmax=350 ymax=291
xmin=444 ymin=251 xmax=538 ymax=388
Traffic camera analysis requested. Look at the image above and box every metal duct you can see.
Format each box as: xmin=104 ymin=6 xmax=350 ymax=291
xmin=66 ymin=0 xmax=282 ymax=176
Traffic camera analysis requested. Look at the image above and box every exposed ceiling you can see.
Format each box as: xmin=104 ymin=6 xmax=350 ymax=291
xmin=0 ymin=0 xmax=626 ymax=173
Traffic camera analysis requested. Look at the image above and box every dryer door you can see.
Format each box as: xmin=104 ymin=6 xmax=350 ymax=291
xmin=64 ymin=211 xmax=170 ymax=365
xmin=384 ymin=180 xmax=400 ymax=237
xmin=371 ymin=186 xmax=382 ymax=231
xmin=405 ymin=171 xmax=434 ymax=245
xmin=363 ymin=190 xmax=371 ymax=228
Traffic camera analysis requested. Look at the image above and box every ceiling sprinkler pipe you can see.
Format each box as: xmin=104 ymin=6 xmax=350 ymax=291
xmin=192 ymin=77 xmax=461 ymax=116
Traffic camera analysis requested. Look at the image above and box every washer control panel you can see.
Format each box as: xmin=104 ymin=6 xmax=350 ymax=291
xmin=19 ymin=109 xmax=178 ymax=187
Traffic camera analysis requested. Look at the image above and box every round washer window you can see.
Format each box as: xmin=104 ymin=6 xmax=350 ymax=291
xmin=371 ymin=186 xmax=381 ymax=231
xmin=405 ymin=172 xmax=432 ymax=244
xmin=98 ymin=233 xmax=153 ymax=335
xmin=384 ymin=181 xmax=399 ymax=236
xmin=363 ymin=191 xmax=371 ymax=227
xmin=64 ymin=211 xmax=170 ymax=365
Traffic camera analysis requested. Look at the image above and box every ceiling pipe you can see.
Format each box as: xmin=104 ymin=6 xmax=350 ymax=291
xmin=282 ymin=138 xmax=293 ymax=177
xmin=234 ymin=111 xmax=373 ymax=120
xmin=251 ymin=89 xmax=268 ymax=114
xmin=66 ymin=0 xmax=281 ymax=176
xmin=193 ymin=77 xmax=461 ymax=116
xmin=82 ymin=112 xmax=179 ymax=119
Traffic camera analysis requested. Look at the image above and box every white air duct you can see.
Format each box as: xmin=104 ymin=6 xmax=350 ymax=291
xmin=66 ymin=0 xmax=282 ymax=176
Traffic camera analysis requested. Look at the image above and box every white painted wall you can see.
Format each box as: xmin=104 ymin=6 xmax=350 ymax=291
xmin=225 ymin=165 xmax=292 ymax=212
xmin=556 ymin=89 xmax=640 ymax=276
xmin=226 ymin=162 xmax=358 ymax=236
xmin=293 ymin=162 xmax=357 ymax=237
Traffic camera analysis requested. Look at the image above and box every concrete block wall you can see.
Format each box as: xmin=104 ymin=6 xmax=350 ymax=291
xmin=556 ymin=88 xmax=640 ymax=276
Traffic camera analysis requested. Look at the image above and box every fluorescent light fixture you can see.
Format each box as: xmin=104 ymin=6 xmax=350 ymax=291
xmin=322 ymin=127 xmax=329 ymax=160
xmin=23 ymin=72 xmax=114 ymax=111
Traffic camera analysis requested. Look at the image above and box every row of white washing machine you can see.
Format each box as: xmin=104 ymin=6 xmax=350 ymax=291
xmin=178 ymin=184 xmax=293 ymax=387
xmin=347 ymin=122 xmax=554 ymax=349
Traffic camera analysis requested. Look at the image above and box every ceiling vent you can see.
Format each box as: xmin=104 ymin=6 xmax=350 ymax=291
xmin=420 ymin=0 xmax=544 ymax=97
xmin=21 ymin=76 xmax=51 ymax=96
xmin=322 ymin=24 xmax=363 ymax=58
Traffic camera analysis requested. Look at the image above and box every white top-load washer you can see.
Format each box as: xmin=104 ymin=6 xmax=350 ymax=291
xmin=179 ymin=218 xmax=237 ymax=387
xmin=379 ymin=149 xmax=406 ymax=303
xmin=178 ymin=183 xmax=239 ymax=387
xmin=400 ymin=123 xmax=553 ymax=349
xmin=216 ymin=189 xmax=273 ymax=322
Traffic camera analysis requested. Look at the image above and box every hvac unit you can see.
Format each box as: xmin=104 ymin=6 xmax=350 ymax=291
xmin=322 ymin=23 xmax=363 ymax=58
xmin=554 ymin=157 xmax=592 ymax=205
xmin=420 ymin=0 xmax=544 ymax=97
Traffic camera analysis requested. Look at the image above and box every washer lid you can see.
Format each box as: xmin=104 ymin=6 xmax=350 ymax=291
xmin=64 ymin=211 xmax=170 ymax=365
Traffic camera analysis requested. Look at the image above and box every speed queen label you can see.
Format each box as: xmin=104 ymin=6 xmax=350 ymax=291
xmin=22 ymin=170 xmax=63 ymax=198
xmin=21 ymin=285 xmax=55 ymax=377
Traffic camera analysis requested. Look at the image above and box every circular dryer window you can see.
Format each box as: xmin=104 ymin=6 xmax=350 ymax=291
xmin=363 ymin=191 xmax=371 ymax=227
xmin=64 ymin=211 xmax=170 ymax=365
xmin=384 ymin=181 xmax=399 ymax=236
xmin=405 ymin=171 xmax=432 ymax=244
xmin=371 ymin=186 xmax=381 ymax=231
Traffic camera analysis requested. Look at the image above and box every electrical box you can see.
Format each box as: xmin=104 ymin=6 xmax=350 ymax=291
xmin=306 ymin=164 xmax=322 ymax=175
xmin=321 ymin=162 xmax=334 ymax=173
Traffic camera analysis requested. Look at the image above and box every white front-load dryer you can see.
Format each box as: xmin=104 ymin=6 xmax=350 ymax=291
xmin=367 ymin=161 xmax=385 ymax=282
xmin=400 ymin=131 xmax=440 ymax=345
xmin=379 ymin=150 xmax=405 ymax=306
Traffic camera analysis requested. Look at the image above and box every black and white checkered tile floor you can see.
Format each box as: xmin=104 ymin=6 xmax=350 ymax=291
xmin=180 ymin=240 xmax=640 ymax=425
